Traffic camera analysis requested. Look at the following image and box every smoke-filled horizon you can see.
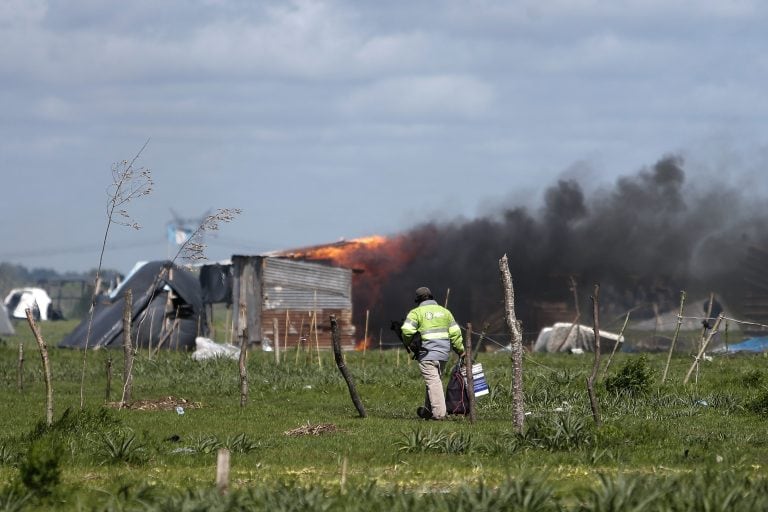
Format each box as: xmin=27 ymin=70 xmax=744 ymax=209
xmin=354 ymin=155 xmax=767 ymax=343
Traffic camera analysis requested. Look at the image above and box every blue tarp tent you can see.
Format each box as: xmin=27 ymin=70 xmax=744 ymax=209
xmin=713 ymin=337 xmax=768 ymax=354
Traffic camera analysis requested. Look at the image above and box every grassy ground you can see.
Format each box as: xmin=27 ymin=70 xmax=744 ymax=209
xmin=2 ymin=318 xmax=768 ymax=510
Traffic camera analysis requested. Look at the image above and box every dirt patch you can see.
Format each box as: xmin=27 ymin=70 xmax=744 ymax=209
xmin=106 ymin=396 xmax=202 ymax=411
xmin=284 ymin=422 xmax=338 ymax=436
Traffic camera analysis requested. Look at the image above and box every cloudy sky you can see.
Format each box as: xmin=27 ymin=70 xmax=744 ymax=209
xmin=1 ymin=0 xmax=766 ymax=273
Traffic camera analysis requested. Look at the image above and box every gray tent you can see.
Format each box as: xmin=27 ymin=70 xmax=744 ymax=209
xmin=0 ymin=305 xmax=14 ymax=336
xmin=59 ymin=260 xmax=206 ymax=350
xmin=533 ymin=322 xmax=623 ymax=353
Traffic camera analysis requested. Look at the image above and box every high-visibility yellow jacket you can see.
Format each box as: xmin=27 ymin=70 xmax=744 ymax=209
xmin=401 ymin=300 xmax=464 ymax=361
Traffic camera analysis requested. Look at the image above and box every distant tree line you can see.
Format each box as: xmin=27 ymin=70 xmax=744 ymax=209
xmin=0 ymin=262 xmax=121 ymax=320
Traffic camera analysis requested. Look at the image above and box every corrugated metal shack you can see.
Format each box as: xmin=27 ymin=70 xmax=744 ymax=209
xmin=225 ymin=256 xmax=356 ymax=349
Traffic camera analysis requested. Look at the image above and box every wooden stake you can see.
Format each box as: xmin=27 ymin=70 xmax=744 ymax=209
xmin=363 ymin=309 xmax=369 ymax=369
xmin=239 ymin=324 xmax=248 ymax=407
xmin=284 ymin=310 xmax=290 ymax=360
xmin=556 ymin=276 xmax=581 ymax=352
xmin=694 ymin=293 xmax=716 ymax=383
xmin=499 ymin=254 xmax=525 ymax=432
xmin=306 ymin=311 xmax=314 ymax=366
xmin=121 ymin=289 xmax=134 ymax=406
xmin=105 ymin=356 xmax=112 ymax=402
xmin=444 ymin=288 xmax=451 ymax=308
xmin=340 ymin=455 xmax=348 ymax=493
xmin=586 ymin=284 xmax=602 ymax=427
xmin=216 ymin=448 xmax=230 ymax=495
xmin=312 ymin=290 xmax=322 ymax=368
xmin=396 ymin=347 xmax=400 ymax=367
xmin=25 ymin=308 xmax=53 ymax=426
xmin=295 ymin=316 xmax=305 ymax=365
xmin=465 ymin=323 xmax=476 ymax=423
xmin=225 ymin=306 xmax=233 ymax=344
xmin=661 ymin=291 xmax=687 ymax=384
xmin=313 ymin=311 xmax=322 ymax=369
xmin=273 ymin=317 xmax=280 ymax=365
xmin=684 ymin=314 xmax=723 ymax=385
xmin=330 ymin=314 xmax=367 ymax=417
xmin=603 ymin=311 xmax=630 ymax=380
xmin=17 ymin=343 xmax=24 ymax=393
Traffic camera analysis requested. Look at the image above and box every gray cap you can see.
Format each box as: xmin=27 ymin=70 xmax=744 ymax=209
xmin=415 ymin=286 xmax=432 ymax=298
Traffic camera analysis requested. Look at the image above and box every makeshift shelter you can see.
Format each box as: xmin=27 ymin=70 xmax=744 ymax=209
xmin=4 ymin=287 xmax=53 ymax=321
xmin=59 ymin=261 xmax=206 ymax=350
xmin=533 ymin=322 xmax=624 ymax=353
xmin=631 ymin=295 xmax=732 ymax=332
xmin=200 ymin=256 xmax=356 ymax=349
xmin=0 ymin=305 xmax=14 ymax=336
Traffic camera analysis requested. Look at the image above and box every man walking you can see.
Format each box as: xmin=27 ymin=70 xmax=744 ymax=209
xmin=401 ymin=287 xmax=464 ymax=420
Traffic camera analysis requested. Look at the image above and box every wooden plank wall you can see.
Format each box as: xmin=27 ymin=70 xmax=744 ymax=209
xmin=260 ymin=308 xmax=357 ymax=350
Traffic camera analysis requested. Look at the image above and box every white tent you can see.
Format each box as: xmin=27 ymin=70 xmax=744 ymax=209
xmin=3 ymin=287 xmax=53 ymax=321
xmin=534 ymin=322 xmax=624 ymax=353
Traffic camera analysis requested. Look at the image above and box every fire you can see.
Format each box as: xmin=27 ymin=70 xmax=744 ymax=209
xmin=278 ymin=235 xmax=390 ymax=268
xmin=355 ymin=337 xmax=372 ymax=351
xmin=275 ymin=235 xmax=409 ymax=276
xmin=275 ymin=234 xmax=419 ymax=320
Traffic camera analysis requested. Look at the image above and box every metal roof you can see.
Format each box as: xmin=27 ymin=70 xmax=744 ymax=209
xmin=262 ymin=257 xmax=352 ymax=311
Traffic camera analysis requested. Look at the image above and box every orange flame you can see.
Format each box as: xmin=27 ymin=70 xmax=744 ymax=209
xmin=355 ymin=337 xmax=372 ymax=351
xmin=275 ymin=234 xmax=418 ymax=315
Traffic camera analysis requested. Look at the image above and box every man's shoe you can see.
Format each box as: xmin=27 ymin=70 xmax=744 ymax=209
xmin=416 ymin=406 xmax=433 ymax=419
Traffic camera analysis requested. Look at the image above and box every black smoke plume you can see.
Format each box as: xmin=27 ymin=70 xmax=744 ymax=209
xmin=359 ymin=155 xmax=766 ymax=343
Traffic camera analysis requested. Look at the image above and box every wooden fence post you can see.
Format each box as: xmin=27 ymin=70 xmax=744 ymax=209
xmin=499 ymin=254 xmax=525 ymax=433
xmin=25 ymin=309 xmax=53 ymax=426
xmin=661 ymin=291 xmax=687 ymax=384
xmin=216 ymin=448 xmax=230 ymax=494
xmin=105 ymin=356 xmax=112 ymax=402
xmin=239 ymin=326 xmax=249 ymax=408
xmin=586 ymin=285 xmax=602 ymax=427
xmin=684 ymin=314 xmax=724 ymax=385
xmin=17 ymin=343 xmax=24 ymax=393
xmin=121 ymin=289 xmax=134 ymax=405
xmin=465 ymin=323 xmax=476 ymax=423
xmin=330 ymin=314 xmax=367 ymax=418
xmin=602 ymin=311 xmax=630 ymax=380
xmin=273 ymin=317 xmax=280 ymax=365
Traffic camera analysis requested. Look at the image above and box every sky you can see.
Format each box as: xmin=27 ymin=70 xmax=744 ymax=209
xmin=1 ymin=0 xmax=767 ymax=274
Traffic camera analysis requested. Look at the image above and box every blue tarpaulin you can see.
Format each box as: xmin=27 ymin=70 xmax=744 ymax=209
xmin=714 ymin=337 xmax=768 ymax=354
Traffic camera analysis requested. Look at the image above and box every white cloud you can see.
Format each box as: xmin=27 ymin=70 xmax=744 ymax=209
xmin=341 ymin=74 xmax=494 ymax=119
xmin=0 ymin=0 xmax=46 ymax=26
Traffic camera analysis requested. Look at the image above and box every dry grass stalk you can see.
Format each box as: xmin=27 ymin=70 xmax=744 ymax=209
xmin=284 ymin=422 xmax=338 ymax=436
xmin=80 ymin=141 xmax=153 ymax=409
xmin=602 ymin=311 xmax=630 ymax=380
xmin=586 ymin=284 xmax=602 ymax=427
xmin=174 ymin=208 xmax=242 ymax=263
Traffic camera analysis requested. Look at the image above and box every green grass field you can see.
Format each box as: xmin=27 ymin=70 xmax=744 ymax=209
xmin=2 ymin=318 xmax=768 ymax=510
